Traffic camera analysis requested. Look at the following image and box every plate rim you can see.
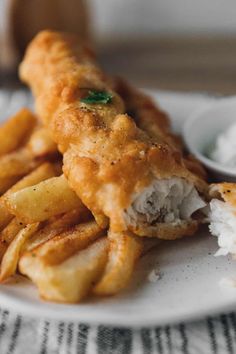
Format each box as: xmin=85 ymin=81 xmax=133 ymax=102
xmin=0 ymin=287 xmax=236 ymax=327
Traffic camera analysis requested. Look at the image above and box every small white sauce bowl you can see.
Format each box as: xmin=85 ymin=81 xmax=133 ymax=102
xmin=183 ymin=97 xmax=236 ymax=182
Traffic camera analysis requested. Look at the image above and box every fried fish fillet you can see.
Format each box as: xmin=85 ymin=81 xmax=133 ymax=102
xmin=209 ymin=183 xmax=236 ymax=256
xmin=20 ymin=30 xmax=208 ymax=239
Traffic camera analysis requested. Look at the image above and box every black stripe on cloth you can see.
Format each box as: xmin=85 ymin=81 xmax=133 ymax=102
xmin=220 ymin=314 xmax=234 ymax=354
xmin=97 ymin=326 xmax=113 ymax=354
xmin=76 ymin=324 xmax=89 ymax=354
xmin=97 ymin=326 xmax=132 ymax=354
xmin=6 ymin=315 xmax=22 ymax=354
xmin=206 ymin=317 xmax=218 ymax=354
xmin=0 ymin=310 xmax=9 ymax=342
xmin=178 ymin=323 xmax=189 ymax=354
xmin=164 ymin=325 xmax=172 ymax=353
xmin=141 ymin=328 xmax=153 ymax=354
xmin=154 ymin=327 xmax=163 ymax=354
xmin=39 ymin=321 xmax=50 ymax=354
xmin=229 ymin=313 xmax=236 ymax=343
xmin=111 ymin=328 xmax=132 ymax=354
xmin=57 ymin=322 xmax=65 ymax=349
xmin=66 ymin=323 xmax=74 ymax=354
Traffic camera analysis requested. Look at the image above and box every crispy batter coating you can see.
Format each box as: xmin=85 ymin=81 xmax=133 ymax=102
xmin=20 ymin=31 xmax=208 ymax=238
xmin=114 ymin=78 xmax=207 ymax=181
xmin=112 ymin=78 xmax=182 ymax=151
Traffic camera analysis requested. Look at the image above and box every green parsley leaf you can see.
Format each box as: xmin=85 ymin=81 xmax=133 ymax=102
xmin=81 ymin=90 xmax=113 ymax=104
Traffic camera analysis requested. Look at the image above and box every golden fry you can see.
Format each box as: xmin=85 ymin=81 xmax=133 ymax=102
xmin=28 ymin=221 xmax=105 ymax=265
xmin=0 ymin=223 xmax=39 ymax=281
xmin=25 ymin=208 xmax=91 ymax=251
xmin=0 ymin=206 xmax=13 ymax=233
xmin=19 ymin=237 xmax=109 ymax=303
xmin=93 ymin=232 xmax=143 ymax=295
xmin=0 ymin=218 xmax=26 ymax=244
xmin=0 ymin=108 xmax=36 ymax=156
xmin=4 ymin=175 xmax=84 ymax=223
xmin=0 ymin=163 xmax=57 ymax=231
xmin=27 ymin=127 xmax=57 ymax=157
xmin=8 ymin=162 xmax=58 ymax=194
xmin=0 ymin=148 xmax=41 ymax=181
xmin=0 ymin=218 xmax=26 ymax=260
xmin=0 ymin=176 xmax=20 ymax=195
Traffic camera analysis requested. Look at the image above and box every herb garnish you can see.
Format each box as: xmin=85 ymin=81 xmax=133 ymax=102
xmin=81 ymin=90 xmax=112 ymax=104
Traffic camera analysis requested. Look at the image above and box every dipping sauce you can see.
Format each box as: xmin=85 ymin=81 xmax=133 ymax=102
xmin=209 ymin=122 xmax=236 ymax=168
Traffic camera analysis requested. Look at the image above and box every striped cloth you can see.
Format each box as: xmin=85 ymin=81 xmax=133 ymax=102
xmin=0 ymin=309 xmax=236 ymax=353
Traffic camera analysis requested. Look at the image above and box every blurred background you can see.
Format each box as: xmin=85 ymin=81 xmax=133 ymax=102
xmin=1 ymin=0 xmax=236 ymax=93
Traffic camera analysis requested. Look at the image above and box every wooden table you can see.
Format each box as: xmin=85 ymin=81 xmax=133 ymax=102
xmin=1 ymin=35 xmax=236 ymax=95
xmin=98 ymin=36 xmax=236 ymax=95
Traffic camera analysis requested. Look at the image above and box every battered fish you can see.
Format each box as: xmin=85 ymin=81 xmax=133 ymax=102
xmin=20 ymin=31 xmax=208 ymax=239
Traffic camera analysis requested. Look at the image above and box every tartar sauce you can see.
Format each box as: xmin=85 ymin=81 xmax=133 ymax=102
xmin=209 ymin=122 xmax=236 ymax=168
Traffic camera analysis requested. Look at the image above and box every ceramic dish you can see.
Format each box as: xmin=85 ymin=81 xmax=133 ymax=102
xmin=183 ymin=97 xmax=236 ymax=182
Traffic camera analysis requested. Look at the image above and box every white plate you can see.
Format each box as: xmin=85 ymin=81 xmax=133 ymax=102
xmin=1 ymin=89 xmax=236 ymax=327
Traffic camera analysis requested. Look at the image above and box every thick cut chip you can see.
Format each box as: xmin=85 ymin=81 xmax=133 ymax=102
xmin=4 ymin=175 xmax=84 ymax=223
xmin=0 ymin=218 xmax=26 ymax=261
xmin=27 ymin=127 xmax=58 ymax=157
xmin=27 ymin=221 xmax=105 ymax=265
xmin=7 ymin=162 xmax=58 ymax=194
xmin=93 ymin=231 xmax=143 ymax=295
xmin=0 ymin=148 xmax=42 ymax=182
xmin=0 ymin=204 xmax=14 ymax=233
xmin=0 ymin=223 xmax=39 ymax=281
xmin=0 ymin=108 xmax=36 ymax=156
xmin=19 ymin=237 xmax=109 ymax=303
xmin=25 ymin=208 xmax=91 ymax=251
xmin=0 ymin=176 xmax=20 ymax=195
xmin=0 ymin=163 xmax=57 ymax=231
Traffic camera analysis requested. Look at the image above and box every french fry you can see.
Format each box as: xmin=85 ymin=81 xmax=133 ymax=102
xmin=0 ymin=218 xmax=26 ymax=261
xmin=19 ymin=237 xmax=109 ymax=303
xmin=0 ymin=223 xmax=39 ymax=282
xmin=93 ymin=232 xmax=143 ymax=296
xmin=4 ymin=175 xmax=84 ymax=223
xmin=0 ymin=108 xmax=36 ymax=156
xmin=0 ymin=146 xmax=59 ymax=197
xmin=27 ymin=127 xmax=58 ymax=157
xmin=27 ymin=221 xmax=105 ymax=265
xmin=0 ymin=206 xmax=14 ymax=233
xmin=6 ymin=162 xmax=58 ymax=194
xmin=0 ymin=163 xmax=58 ymax=231
xmin=0 ymin=176 xmax=21 ymax=195
xmin=25 ymin=208 xmax=92 ymax=251
xmin=0 ymin=148 xmax=42 ymax=182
